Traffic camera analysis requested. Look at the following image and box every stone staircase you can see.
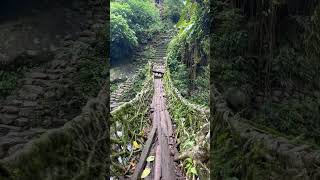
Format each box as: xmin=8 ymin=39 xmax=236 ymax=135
xmin=0 ymin=0 xmax=107 ymax=160
xmin=110 ymin=66 xmax=146 ymax=110
xmin=110 ymin=35 xmax=170 ymax=111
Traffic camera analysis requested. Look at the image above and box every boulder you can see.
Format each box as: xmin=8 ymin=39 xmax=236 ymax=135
xmin=225 ymin=87 xmax=249 ymax=112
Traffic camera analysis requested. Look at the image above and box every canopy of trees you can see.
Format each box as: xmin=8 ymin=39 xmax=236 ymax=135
xmin=110 ymin=0 xmax=161 ymax=61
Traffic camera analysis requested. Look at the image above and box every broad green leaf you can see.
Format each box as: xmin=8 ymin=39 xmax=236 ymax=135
xmin=146 ymin=156 xmax=155 ymax=162
xmin=190 ymin=167 xmax=198 ymax=175
xmin=141 ymin=168 xmax=151 ymax=178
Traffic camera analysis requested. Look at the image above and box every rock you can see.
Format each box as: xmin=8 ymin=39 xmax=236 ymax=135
xmin=7 ymin=143 xmax=25 ymax=156
xmin=272 ymin=96 xmax=280 ymax=103
xmin=0 ymin=124 xmax=21 ymax=131
xmin=44 ymin=91 xmax=56 ymax=99
xmin=284 ymin=92 xmax=290 ymax=97
xmin=29 ymin=72 xmax=49 ymax=80
xmin=0 ymin=126 xmax=10 ymax=136
xmin=14 ymin=50 xmax=54 ymax=66
xmin=26 ymin=50 xmax=40 ymax=57
xmin=0 ymin=53 xmax=9 ymax=63
xmin=255 ymin=96 xmax=264 ymax=103
xmin=32 ymin=79 xmax=52 ymax=88
xmin=41 ymin=119 xmax=52 ymax=128
xmin=225 ymin=87 xmax=249 ymax=112
xmin=79 ymin=37 xmax=96 ymax=44
xmin=1 ymin=106 xmax=19 ymax=114
xmin=22 ymin=85 xmax=44 ymax=95
xmin=15 ymin=118 xmax=29 ymax=127
xmin=22 ymin=101 xmax=38 ymax=107
xmin=49 ymin=44 xmax=57 ymax=52
xmin=79 ymin=30 xmax=94 ymax=37
xmin=48 ymin=74 xmax=60 ymax=80
xmin=64 ymin=34 xmax=73 ymax=40
xmin=0 ymin=114 xmax=18 ymax=124
xmin=18 ymin=85 xmax=44 ymax=100
xmin=51 ymin=118 xmax=67 ymax=127
xmin=33 ymin=38 xmax=40 ymax=45
xmin=19 ymin=108 xmax=33 ymax=117
xmin=19 ymin=78 xmax=34 ymax=85
xmin=272 ymin=90 xmax=282 ymax=97
xmin=7 ymin=100 xmax=23 ymax=106
xmin=0 ymin=137 xmax=26 ymax=154
xmin=18 ymin=92 xmax=39 ymax=100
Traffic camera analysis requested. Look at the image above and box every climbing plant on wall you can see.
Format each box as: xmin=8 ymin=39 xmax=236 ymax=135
xmin=166 ymin=0 xmax=209 ymax=106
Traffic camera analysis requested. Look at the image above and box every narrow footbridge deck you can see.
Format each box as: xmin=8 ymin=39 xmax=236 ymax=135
xmin=131 ymin=64 xmax=184 ymax=180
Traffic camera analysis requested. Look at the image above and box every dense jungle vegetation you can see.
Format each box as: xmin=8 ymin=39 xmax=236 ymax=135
xmin=110 ymin=0 xmax=210 ymax=106
xmin=110 ymin=0 xmax=162 ymax=62
xmin=211 ymin=0 xmax=320 ymax=145
xmin=111 ymin=0 xmax=320 ymax=179
xmin=166 ymin=0 xmax=210 ymax=106
xmin=209 ymin=1 xmax=320 ymax=179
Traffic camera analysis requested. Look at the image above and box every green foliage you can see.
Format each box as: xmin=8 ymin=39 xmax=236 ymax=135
xmin=184 ymin=158 xmax=198 ymax=177
xmin=110 ymin=64 xmax=153 ymax=176
xmin=110 ymin=0 xmax=161 ymax=61
xmin=211 ymin=120 xmax=280 ymax=180
xmin=167 ymin=57 xmax=189 ymax=95
xmin=254 ymin=97 xmax=320 ymax=145
xmin=211 ymin=0 xmax=320 ymax=144
xmin=166 ymin=0 xmax=209 ymax=106
xmin=77 ymin=57 xmax=108 ymax=99
xmin=125 ymin=0 xmax=160 ymax=32
xmin=0 ymin=70 xmax=20 ymax=98
xmin=163 ymin=0 xmax=184 ymax=23
xmin=111 ymin=14 xmax=138 ymax=61
xmin=304 ymin=4 xmax=320 ymax=88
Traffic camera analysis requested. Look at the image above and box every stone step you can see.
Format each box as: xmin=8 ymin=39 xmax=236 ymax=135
xmin=1 ymin=106 xmax=19 ymax=114
xmin=110 ymin=103 xmax=118 ymax=109
xmin=32 ymin=79 xmax=54 ymax=88
xmin=0 ymin=114 xmax=18 ymax=125
xmin=22 ymin=101 xmax=38 ymax=107
xmin=31 ymin=72 xmax=50 ymax=80
xmin=18 ymin=92 xmax=39 ymax=101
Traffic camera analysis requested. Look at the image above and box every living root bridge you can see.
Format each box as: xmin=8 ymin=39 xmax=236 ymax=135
xmin=110 ymin=63 xmax=154 ymax=177
xmin=163 ymin=57 xmax=210 ymax=179
xmin=132 ymin=63 xmax=182 ymax=179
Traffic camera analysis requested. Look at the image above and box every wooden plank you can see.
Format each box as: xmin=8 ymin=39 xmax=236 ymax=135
xmin=145 ymin=145 xmax=156 ymax=180
xmin=139 ymin=66 xmax=176 ymax=180
xmin=131 ymin=127 xmax=157 ymax=180
xmin=159 ymin=130 xmax=175 ymax=180
xmin=165 ymin=110 xmax=173 ymax=137
xmin=160 ymin=111 xmax=168 ymax=136
xmin=154 ymin=143 xmax=162 ymax=180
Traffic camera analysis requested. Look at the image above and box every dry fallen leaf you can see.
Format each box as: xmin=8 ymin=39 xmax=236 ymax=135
xmin=133 ymin=141 xmax=141 ymax=149
xmin=141 ymin=168 xmax=151 ymax=178
xmin=146 ymin=156 xmax=155 ymax=162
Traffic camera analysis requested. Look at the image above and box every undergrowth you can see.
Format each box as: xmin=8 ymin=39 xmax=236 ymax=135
xmin=110 ymin=63 xmax=153 ymax=177
xmin=76 ymin=57 xmax=108 ymax=101
xmin=0 ymin=70 xmax=22 ymax=98
xmin=211 ymin=114 xmax=282 ymax=180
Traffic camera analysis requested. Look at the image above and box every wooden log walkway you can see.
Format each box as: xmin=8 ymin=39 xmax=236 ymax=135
xmin=131 ymin=64 xmax=184 ymax=179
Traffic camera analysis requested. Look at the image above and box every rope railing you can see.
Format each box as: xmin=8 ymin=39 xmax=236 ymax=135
xmin=110 ymin=62 xmax=154 ymax=177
